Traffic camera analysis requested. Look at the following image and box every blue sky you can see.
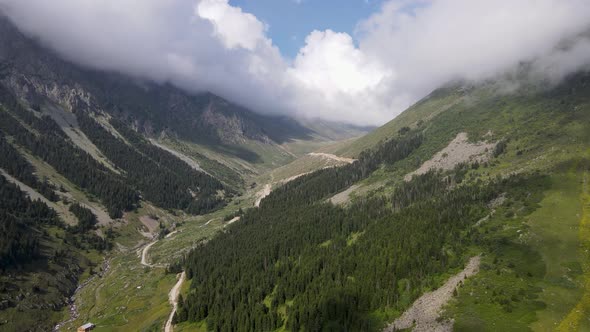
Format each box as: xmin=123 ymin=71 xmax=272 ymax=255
xmin=229 ymin=0 xmax=386 ymax=58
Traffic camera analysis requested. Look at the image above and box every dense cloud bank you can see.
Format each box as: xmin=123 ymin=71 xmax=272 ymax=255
xmin=1 ymin=0 xmax=589 ymax=125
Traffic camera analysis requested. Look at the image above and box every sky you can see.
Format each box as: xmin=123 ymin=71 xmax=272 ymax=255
xmin=228 ymin=0 xmax=387 ymax=58
xmin=0 ymin=0 xmax=589 ymax=126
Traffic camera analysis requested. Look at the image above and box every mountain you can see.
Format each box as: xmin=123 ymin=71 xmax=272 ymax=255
xmin=0 ymin=16 xmax=305 ymax=145
xmin=2 ymin=11 xmax=589 ymax=332
xmin=173 ymin=73 xmax=590 ymax=331
xmin=0 ymin=15 xmax=368 ymax=331
xmin=0 ymin=15 xmax=368 ymax=180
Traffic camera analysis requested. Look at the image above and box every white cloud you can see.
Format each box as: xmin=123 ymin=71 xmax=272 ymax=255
xmin=290 ymin=30 xmax=389 ymax=97
xmin=0 ymin=0 xmax=589 ymax=126
xmin=356 ymin=0 xmax=590 ymax=108
xmin=196 ymin=0 xmax=267 ymax=51
xmin=285 ymin=30 xmax=393 ymax=123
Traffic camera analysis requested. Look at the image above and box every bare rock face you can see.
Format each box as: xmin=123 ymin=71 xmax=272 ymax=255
xmin=200 ymin=102 xmax=271 ymax=145
xmin=4 ymin=74 xmax=95 ymax=113
xmin=384 ymin=256 xmax=481 ymax=332
xmin=405 ymin=133 xmax=497 ymax=181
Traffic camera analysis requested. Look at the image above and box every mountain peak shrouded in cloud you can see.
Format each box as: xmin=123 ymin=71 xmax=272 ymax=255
xmin=0 ymin=0 xmax=589 ymax=126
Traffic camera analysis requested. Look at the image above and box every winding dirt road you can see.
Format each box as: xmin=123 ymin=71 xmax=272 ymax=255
xmin=140 ymin=240 xmax=158 ymax=267
xmin=139 ymin=238 xmax=186 ymax=332
xmin=165 ymin=272 xmax=186 ymax=332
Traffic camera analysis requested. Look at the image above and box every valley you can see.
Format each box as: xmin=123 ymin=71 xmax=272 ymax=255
xmin=1 ymin=7 xmax=590 ymax=332
xmin=4 ymin=72 xmax=590 ymax=331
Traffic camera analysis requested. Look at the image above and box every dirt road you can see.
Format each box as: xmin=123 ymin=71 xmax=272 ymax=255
xmin=140 ymin=240 xmax=158 ymax=267
xmin=308 ymin=152 xmax=356 ymax=164
xmin=255 ymin=183 xmax=272 ymax=207
xmin=164 ymin=272 xmax=186 ymax=332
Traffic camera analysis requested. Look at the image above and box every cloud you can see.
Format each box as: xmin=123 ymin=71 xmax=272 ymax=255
xmin=196 ymin=0 xmax=267 ymax=51
xmin=356 ymin=0 xmax=590 ymax=102
xmin=284 ymin=30 xmax=394 ymax=124
xmin=0 ymin=0 xmax=290 ymax=118
xmin=290 ymin=30 xmax=388 ymax=97
xmin=0 ymin=0 xmax=589 ymax=126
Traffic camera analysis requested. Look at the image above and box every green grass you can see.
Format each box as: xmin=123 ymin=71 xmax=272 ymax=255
xmin=270 ymin=154 xmax=345 ymax=183
xmin=0 ymin=224 xmax=105 ymax=331
xmin=556 ymin=165 xmax=590 ymax=331
xmin=174 ymin=319 xmax=208 ymax=332
xmin=340 ymin=79 xmax=590 ymax=331
xmin=61 ymin=195 xmax=255 ymax=331
xmin=62 ymin=248 xmax=176 ymax=332
xmin=443 ymin=169 xmax=589 ymax=332
xmin=148 ymin=217 xmax=223 ymax=264
xmin=528 ymin=171 xmax=586 ymax=331
xmin=280 ymin=138 xmax=341 ymax=156
xmin=346 ymin=231 xmax=364 ymax=246
xmin=336 ymin=87 xmax=464 ymax=157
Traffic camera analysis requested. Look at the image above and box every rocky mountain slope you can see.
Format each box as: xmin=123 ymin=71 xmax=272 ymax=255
xmin=0 ymin=15 xmax=367 ymax=331
xmin=0 ymin=15 xmax=368 ymax=180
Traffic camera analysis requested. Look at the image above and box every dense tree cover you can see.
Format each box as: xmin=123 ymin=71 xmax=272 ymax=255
xmin=68 ymin=203 xmax=97 ymax=233
xmin=175 ymin=133 xmax=439 ymax=330
xmin=76 ymin=112 xmax=227 ymax=214
xmin=63 ymin=229 xmax=112 ymax=252
xmin=261 ymin=133 xmax=423 ymax=208
xmin=0 ymin=173 xmax=111 ymax=330
xmin=175 ymin=127 xmax=542 ymax=331
xmin=0 ymin=133 xmax=58 ymax=201
xmin=0 ymin=175 xmax=59 ymax=270
xmin=178 ymin=162 xmax=535 ymax=331
xmin=0 ymin=85 xmax=139 ymax=218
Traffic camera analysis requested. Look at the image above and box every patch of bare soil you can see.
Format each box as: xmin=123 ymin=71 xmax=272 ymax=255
xmin=225 ymin=216 xmax=241 ymax=226
xmin=1 ymin=169 xmax=79 ymax=225
xmin=384 ymin=256 xmax=481 ymax=332
xmin=149 ymin=139 xmax=205 ymax=173
xmin=140 ymin=215 xmax=160 ymax=235
xmin=200 ymin=218 xmax=216 ymax=228
xmin=308 ymin=152 xmax=356 ymax=164
xmin=63 ymin=193 xmax=113 ymax=226
xmin=280 ymin=172 xmax=313 ymax=184
xmin=43 ymin=104 xmax=120 ymax=173
xmin=87 ymin=205 xmax=112 ymax=226
xmin=1 ymin=169 xmax=53 ymax=205
xmin=255 ymin=183 xmax=272 ymax=207
xmin=329 ymin=184 xmax=360 ymax=205
xmin=405 ymin=133 xmax=496 ymax=181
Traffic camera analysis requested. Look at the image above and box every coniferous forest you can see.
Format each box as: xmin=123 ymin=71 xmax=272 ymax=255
xmin=175 ymin=129 xmax=548 ymax=331
xmin=0 ymin=86 xmax=139 ymax=218
xmin=76 ymin=112 xmax=228 ymax=214
xmin=0 ymin=174 xmax=56 ymax=270
xmin=0 ymin=133 xmax=59 ymax=202
xmin=0 ymin=84 xmax=228 ymax=217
